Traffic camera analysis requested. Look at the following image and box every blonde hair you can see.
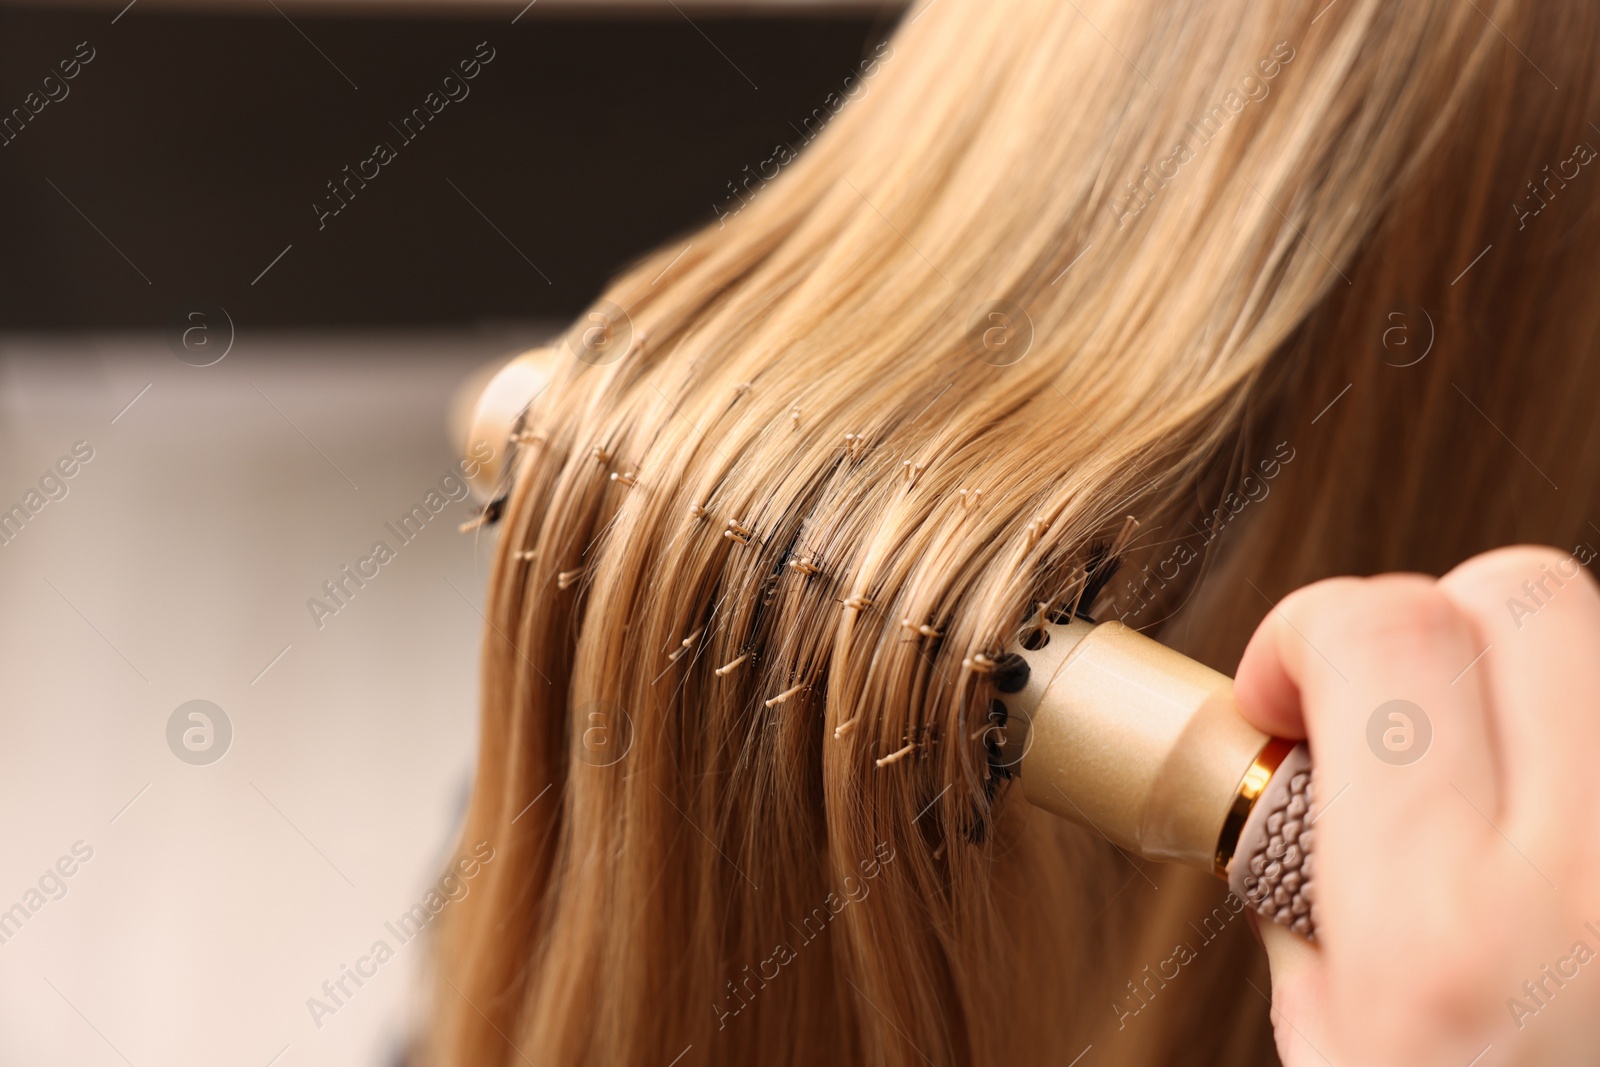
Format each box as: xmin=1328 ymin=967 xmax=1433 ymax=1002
xmin=430 ymin=1 xmax=1600 ymax=1063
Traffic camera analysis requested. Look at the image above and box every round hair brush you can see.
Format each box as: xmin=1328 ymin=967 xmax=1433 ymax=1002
xmin=991 ymin=616 xmax=1317 ymax=939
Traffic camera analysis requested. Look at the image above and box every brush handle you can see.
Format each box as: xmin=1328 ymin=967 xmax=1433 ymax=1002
xmin=1226 ymin=742 xmax=1317 ymax=939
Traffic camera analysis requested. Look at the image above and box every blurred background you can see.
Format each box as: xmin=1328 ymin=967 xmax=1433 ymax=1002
xmin=0 ymin=2 xmax=898 ymax=1063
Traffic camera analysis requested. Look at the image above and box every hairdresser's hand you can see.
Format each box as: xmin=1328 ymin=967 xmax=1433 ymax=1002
xmin=1233 ymin=546 xmax=1600 ymax=1067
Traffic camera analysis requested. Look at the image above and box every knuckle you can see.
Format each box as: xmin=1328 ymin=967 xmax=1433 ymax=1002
xmin=1274 ymin=576 xmax=1368 ymax=645
xmin=1273 ymin=576 xmax=1475 ymax=693
xmin=1348 ymin=576 xmax=1473 ymax=662
xmin=1440 ymin=544 xmax=1600 ymax=626
xmin=1447 ymin=543 xmax=1576 ymax=584
xmin=1440 ymin=543 xmax=1600 ymax=633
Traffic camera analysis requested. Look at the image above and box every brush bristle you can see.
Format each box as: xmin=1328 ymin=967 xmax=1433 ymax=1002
xmin=1051 ymin=540 xmax=1123 ymax=624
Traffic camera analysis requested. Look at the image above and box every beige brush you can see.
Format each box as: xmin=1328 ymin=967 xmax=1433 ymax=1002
xmin=458 ymin=347 xmax=560 ymax=505
xmin=989 ymin=617 xmax=1316 ymax=939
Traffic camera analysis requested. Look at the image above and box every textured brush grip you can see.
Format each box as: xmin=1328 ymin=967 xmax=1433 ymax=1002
xmin=1227 ymin=742 xmax=1317 ymax=940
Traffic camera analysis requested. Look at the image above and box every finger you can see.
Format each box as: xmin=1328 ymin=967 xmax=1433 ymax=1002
xmin=1254 ymin=918 xmax=1334 ymax=1067
xmin=1234 ymin=573 xmax=1499 ymax=864
xmin=1437 ymin=544 xmax=1600 ymax=841
xmin=1234 ymin=577 xmax=1364 ymax=739
xmin=1255 ymin=913 xmax=1319 ymax=989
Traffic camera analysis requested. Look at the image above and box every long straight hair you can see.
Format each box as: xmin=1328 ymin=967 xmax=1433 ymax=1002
xmin=429 ymin=1 xmax=1600 ymax=1063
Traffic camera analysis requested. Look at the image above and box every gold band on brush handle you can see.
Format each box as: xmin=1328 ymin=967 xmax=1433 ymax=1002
xmin=1213 ymin=735 xmax=1294 ymax=876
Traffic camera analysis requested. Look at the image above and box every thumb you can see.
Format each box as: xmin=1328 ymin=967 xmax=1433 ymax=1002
xmin=1252 ymin=915 xmax=1333 ymax=1066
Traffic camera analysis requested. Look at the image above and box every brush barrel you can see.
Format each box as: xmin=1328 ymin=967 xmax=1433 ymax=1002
xmin=462 ymin=347 xmax=557 ymax=503
xmin=997 ymin=619 xmax=1317 ymax=940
